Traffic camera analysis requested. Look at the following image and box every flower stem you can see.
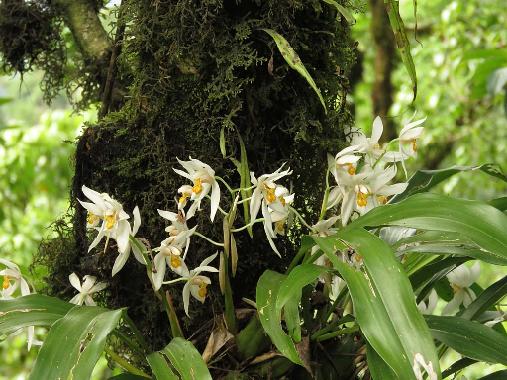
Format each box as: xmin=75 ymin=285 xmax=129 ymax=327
xmin=230 ymin=218 xmax=264 ymax=233
xmin=215 ymin=175 xmax=235 ymax=194
xmin=289 ymin=207 xmax=314 ymax=231
xmin=319 ymin=170 xmax=331 ymax=221
xmin=194 ymin=231 xmax=225 ymax=247
xmin=161 ymin=290 xmax=184 ymax=338
xmin=104 ymin=346 xmax=150 ymax=378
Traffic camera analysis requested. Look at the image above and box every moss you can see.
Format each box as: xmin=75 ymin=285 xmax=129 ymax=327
xmin=34 ymin=0 xmax=358 ymax=369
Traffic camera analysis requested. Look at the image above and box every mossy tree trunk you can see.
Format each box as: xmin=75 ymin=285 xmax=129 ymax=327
xmin=1 ymin=0 xmax=357 ymax=357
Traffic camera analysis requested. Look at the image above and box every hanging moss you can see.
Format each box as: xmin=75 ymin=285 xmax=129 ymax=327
xmin=34 ymin=0 xmax=357 ymax=367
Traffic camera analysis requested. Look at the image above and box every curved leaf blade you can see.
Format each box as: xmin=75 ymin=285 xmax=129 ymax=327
xmin=313 ymin=236 xmax=418 ymax=379
xmin=256 ymin=270 xmax=303 ymax=365
xmin=261 ymin=29 xmax=327 ymax=113
xmin=426 ymin=315 xmax=507 ymax=365
xmin=322 ymin=0 xmax=355 ymax=24
xmin=391 ymin=164 xmax=507 ymax=203
xmin=346 ymin=193 xmax=507 ymax=266
xmin=147 ymin=352 xmax=178 ymax=380
xmin=459 ymin=275 xmax=507 ymax=320
xmin=30 ymin=306 xmax=123 ymax=380
xmin=0 ymin=294 xmax=73 ymax=334
xmin=338 ymin=229 xmax=440 ymax=376
xmin=162 ymin=337 xmax=212 ymax=380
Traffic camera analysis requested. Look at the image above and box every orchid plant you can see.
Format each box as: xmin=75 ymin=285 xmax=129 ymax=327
xmin=1 ymin=115 xmax=507 ymax=380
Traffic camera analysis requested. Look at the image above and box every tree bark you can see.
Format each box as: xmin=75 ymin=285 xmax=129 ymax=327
xmin=370 ymin=0 xmax=397 ymax=142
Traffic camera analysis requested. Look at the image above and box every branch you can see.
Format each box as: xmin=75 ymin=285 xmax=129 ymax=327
xmin=53 ymin=0 xmax=111 ymax=63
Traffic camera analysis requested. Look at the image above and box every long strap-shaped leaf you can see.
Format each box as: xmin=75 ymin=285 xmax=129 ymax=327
xmin=0 ymin=294 xmax=73 ymax=334
xmin=256 ymin=270 xmax=303 ymax=365
xmin=459 ymin=275 xmax=507 ymax=320
xmin=149 ymin=337 xmax=212 ymax=380
xmin=314 ymin=230 xmax=441 ymax=379
xmin=384 ymin=0 xmax=417 ymax=99
xmin=426 ymin=315 xmax=507 ymax=366
xmin=345 ymin=193 xmax=507 ymax=265
xmin=391 ymin=164 xmax=507 ymax=203
xmin=30 ymin=306 xmax=123 ymax=380
xmin=261 ymin=29 xmax=327 ymax=113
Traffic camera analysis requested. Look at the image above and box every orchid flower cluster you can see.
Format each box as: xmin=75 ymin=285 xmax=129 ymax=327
xmin=326 ymin=116 xmax=424 ymax=226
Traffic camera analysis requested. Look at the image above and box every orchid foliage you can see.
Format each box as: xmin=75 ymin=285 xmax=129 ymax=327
xmin=1 ymin=116 xmax=507 ymax=380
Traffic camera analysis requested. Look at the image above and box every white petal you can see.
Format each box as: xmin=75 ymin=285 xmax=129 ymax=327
xmin=173 ymin=168 xmax=193 ymax=181
xmin=78 ymin=200 xmax=104 ymax=217
xmin=210 ymin=180 xmax=221 ymax=222
xmin=400 ymin=117 xmax=426 ymax=136
xmin=0 ymin=258 xmax=19 ymax=271
xmin=371 ymin=116 xmax=384 ymax=143
xmin=157 ymin=209 xmax=178 ymax=222
xmin=183 ymin=282 xmax=191 ymax=316
xmin=88 ymin=229 xmax=106 ymax=252
xmin=186 ymin=201 xmax=199 ymax=220
xmin=250 ymin=187 xmax=263 ymax=222
xmin=198 ymin=252 xmax=218 ymax=268
xmin=379 ymin=183 xmax=408 ymax=197
xmin=326 ymin=187 xmax=343 ymax=210
xmin=20 ymin=278 xmax=30 ymax=296
xmin=132 ymin=239 xmax=146 ymax=264
xmin=442 ymin=292 xmax=463 ymax=315
xmin=340 ymin=191 xmax=355 ymax=226
xmin=152 ymin=252 xmax=167 ymax=291
xmin=81 ymin=185 xmax=107 ymax=210
xmin=69 ymin=293 xmax=84 ymax=305
xmin=132 ymin=206 xmax=141 ymax=235
xmin=69 ymin=273 xmax=82 ymax=292
xmin=81 ymin=276 xmax=97 ymax=293
xmin=115 ymin=220 xmax=131 ymax=253
xmin=85 ymin=295 xmax=96 ymax=306
xmin=112 ymin=249 xmax=130 ymax=276
xmin=90 ymin=281 xmax=108 ymax=293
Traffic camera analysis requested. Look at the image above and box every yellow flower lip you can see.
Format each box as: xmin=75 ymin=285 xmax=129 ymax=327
xmin=2 ymin=275 xmax=10 ymax=289
xmin=105 ymin=213 xmax=117 ymax=230
xmin=198 ymin=282 xmax=208 ymax=298
xmin=192 ymin=178 xmax=203 ymax=194
xmin=170 ymin=255 xmax=182 ymax=269
xmin=87 ymin=212 xmax=100 ymax=225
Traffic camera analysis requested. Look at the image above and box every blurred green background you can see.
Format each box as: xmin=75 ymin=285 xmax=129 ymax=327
xmin=0 ymin=0 xmax=505 ymax=378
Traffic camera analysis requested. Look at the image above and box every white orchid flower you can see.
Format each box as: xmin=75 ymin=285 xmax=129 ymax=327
xmin=112 ymin=206 xmax=144 ymax=276
xmin=180 ymin=253 xmax=219 ymax=316
xmin=250 ymin=164 xmax=292 ymax=222
xmin=173 ymin=157 xmax=221 ymax=221
xmin=417 ymin=289 xmax=439 ymax=315
xmin=261 ymin=185 xmax=294 ymax=256
xmin=357 ymin=165 xmax=408 ymax=214
xmin=327 ymin=168 xmax=370 ymax=226
xmin=412 ymin=353 xmax=437 ymax=380
xmin=151 ymin=226 xmax=197 ymax=291
xmin=399 ymin=117 xmax=426 ymax=157
xmin=69 ymin=272 xmax=108 ymax=306
xmin=443 ymin=262 xmax=480 ymax=315
xmin=0 ymin=259 xmax=41 ymax=350
xmin=329 ymin=151 xmax=361 ymax=178
xmin=343 ymin=116 xmax=386 ymax=163
xmin=78 ymin=185 xmax=131 ymax=253
xmin=0 ymin=258 xmax=30 ymax=299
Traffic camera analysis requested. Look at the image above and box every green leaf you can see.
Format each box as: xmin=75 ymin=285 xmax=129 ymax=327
xmin=238 ymin=132 xmax=252 ymax=237
xmin=30 ymin=306 xmax=123 ymax=380
xmin=277 ymin=264 xmax=328 ymax=342
xmin=489 ymin=196 xmax=507 ymax=211
xmin=0 ymin=294 xmax=73 ymax=334
xmin=261 ymin=28 xmax=327 ymax=113
xmin=108 ymin=374 xmax=150 ymax=380
xmin=161 ymin=337 xmax=212 ymax=380
xmin=426 ymin=315 xmax=507 ymax=365
xmin=345 ymin=193 xmax=507 ymax=266
xmin=366 ymin=344 xmax=399 ymax=380
xmin=441 ymin=358 xmax=477 ymax=379
xmin=314 ymin=234 xmax=424 ymax=379
xmin=391 ymin=164 xmax=507 ymax=203
xmin=459 ymin=275 xmax=507 ymax=320
xmin=321 ymin=0 xmax=355 ymax=24
xmin=219 ymin=125 xmax=227 ymax=158
xmin=339 ymin=229 xmax=440 ymax=375
xmin=385 ymin=0 xmax=417 ymax=99
xmin=478 ymin=370 xmax=507 ymax=380
xmin=256 ymin=270 xmax=303 ymax=365
xmin=147 ymin=352 xmax=178 ymax=380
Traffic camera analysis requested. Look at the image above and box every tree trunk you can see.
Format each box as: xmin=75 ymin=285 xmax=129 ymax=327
xmin=26 ymin=0 xmax=357 ymax=350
